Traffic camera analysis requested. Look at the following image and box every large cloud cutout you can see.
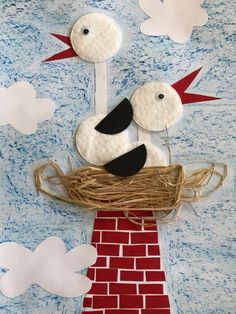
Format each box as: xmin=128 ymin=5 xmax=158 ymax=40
xmin=139 ymin=0 xmax=208 ymax=43
xmin=0 ymin=237 xmax=97 ymax=298
xmin=0 ymin=81 xmax=56 ymax=135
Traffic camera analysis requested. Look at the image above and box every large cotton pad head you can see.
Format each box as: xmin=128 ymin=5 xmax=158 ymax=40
xmin=70 ymin=13 xmax=122 ymax=63
xmin=131 ymin=82 xmax=183 ymax=131
xmin=75 ymin=115 xmax=128 ymax=165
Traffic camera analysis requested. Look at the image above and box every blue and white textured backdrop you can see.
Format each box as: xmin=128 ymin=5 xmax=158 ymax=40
xmin=0 ymin=0 xmax=235 ymax=313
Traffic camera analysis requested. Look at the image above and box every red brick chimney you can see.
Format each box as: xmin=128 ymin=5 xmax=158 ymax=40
xmin=82 ymin=210 xmax=171 ymax=314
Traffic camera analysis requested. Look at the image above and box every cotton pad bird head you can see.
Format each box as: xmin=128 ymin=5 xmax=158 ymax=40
xmin=131 ymin=82 xmax=183 ymax=131
xmin=71 ymin=13 xmax=122 ymax=63
xmin=44 ymin=13 xmax=122 ymax=63
xmin=131 ymin=68 xmax=220 ymax=132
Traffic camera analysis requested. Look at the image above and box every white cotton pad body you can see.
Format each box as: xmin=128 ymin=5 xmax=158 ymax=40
xmin=75 ymin=115 xmax=129 ymax=165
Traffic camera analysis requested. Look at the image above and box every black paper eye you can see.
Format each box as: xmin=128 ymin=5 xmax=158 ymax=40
xmin=158 ymin=94 xmax=165 ymax=100
xmin=82 ymin=28 xmax=90 ymax=35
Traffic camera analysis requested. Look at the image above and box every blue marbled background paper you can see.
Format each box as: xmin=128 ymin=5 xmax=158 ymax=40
xmin=0 ymin=0 xmax=235 ymax=313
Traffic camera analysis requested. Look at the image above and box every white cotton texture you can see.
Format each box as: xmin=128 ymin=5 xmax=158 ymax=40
xmin=71 ymin=13 xmax=122 ymax=63
xmin=131 ymin=82 xmax=183 ymax=131
xmin=75 ymin=114 xmax=129 ymax=165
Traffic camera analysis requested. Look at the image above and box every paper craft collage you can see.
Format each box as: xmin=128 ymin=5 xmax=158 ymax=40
xmin=0 ymin=0 xmax=235 ymax=313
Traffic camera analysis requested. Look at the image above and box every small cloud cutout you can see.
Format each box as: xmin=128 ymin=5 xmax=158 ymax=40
xmin=139 ymin=0 xmax=208 ymax=43
xmin=0 ymin=81 xmax=56 ymax=135
xmin=0 ymin=237 xmax=97 ymax=298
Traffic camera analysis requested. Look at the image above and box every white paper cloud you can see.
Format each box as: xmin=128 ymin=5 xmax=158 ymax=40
xmin=139 ymin=0 xmax=208 ymax=43
xmin=0 ymin=237 xmax=97 ymax=298
xmin=0 ymin=81 xmax=56 ymax=135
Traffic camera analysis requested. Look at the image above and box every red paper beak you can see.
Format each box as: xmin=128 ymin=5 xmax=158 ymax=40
xmin=171 ymin=68 xmax=220 ymax=104
xmin=43 ymin=34 xmax=77 ymax=62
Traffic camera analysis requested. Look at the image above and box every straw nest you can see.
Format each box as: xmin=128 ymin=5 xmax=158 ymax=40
xmin=35 ymin=161 xmax=227 ymax=217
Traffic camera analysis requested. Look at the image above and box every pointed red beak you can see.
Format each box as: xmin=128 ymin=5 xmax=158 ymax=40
xmin=171 ymin=68 xmax=220 ymax=104
xmin=43 ymin=34 xmax=77 ymax=62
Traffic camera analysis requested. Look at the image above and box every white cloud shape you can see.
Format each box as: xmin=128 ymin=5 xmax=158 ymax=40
xmin=0 ymin=237 xmax=97 ymax=298
xmin=139 ymin=0 xmax=208 ymax=43
xmin=0 ymin=81 xmax=56 ymax=135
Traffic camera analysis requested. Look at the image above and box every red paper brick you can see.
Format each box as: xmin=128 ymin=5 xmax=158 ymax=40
xmin=117 ymin=219 xmax=142 ymax=231
xmin=110 ymin=283 xmax=137 ymax=294
xmin=94 ymin=219 xmax=116 ymax=230
xmin=123 ymin=245 xmax=146 ymax=256
xmin=148 ymin=245 xmax=160 ymax=256
xmin=139 ymin=284 xmax=164 ymax=294
xmin=93 ymin=257 xmax=107 ymax=268
xmin=93 ymin=296 xmax=118 ymax=309
xmin=136 ymin=258 xmax=160 ymax=269
xmin=83 ymin=297 xmax=92 ymax=307
xmin=102 ymin=231 xmax=129 ymax=244
xmin=110 ymin=257 xmax=134 ymax=269
xmin=120 ymin=295 xmax=143 ymax=308
xmin=129 ymin=210 xmax=154 ymax=217
xmin=120 ymin=270 xmax=144 ymax=281
xmin=88 ymin=283 xmax=108 ymax=295
xmin=142 ymin=310 xmax=171 ymax=314
xmin=97 ymin=211 xmax=125 ymax=217
xmin=106 ymin=311 xmax=139 ymax=314
xmin=96 ymin=268 xmax=118 ymax=282
xmin=146 ymin=296 xmax=170 ymax=308
xmin=144 ymin=221 xmax=157 ymax=231
xmin=97 ymin=244 xmax=120 ymax=256
xmin=146 ymin=271 xmax=166 ymax=281
xmin=87 ymin=268 xmax=95 ymax=280
xmin=131 ymin=232 xmax=158 ymax=244
xmin=92 ymin=231 xmax=100 ymax=243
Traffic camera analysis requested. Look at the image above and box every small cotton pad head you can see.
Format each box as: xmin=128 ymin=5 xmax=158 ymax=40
xmin=131 ymin=82 xmax=183 ymax=131
xmin=71 ymin=13 xmax=122 ymax=63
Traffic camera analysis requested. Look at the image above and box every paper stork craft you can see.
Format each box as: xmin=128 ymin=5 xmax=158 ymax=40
xmin=38 ymin=11 xmax=226 ymax=313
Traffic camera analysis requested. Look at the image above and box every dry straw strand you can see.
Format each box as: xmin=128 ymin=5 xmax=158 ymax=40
xmin=35 ymin=161 xmax=227 ymax=216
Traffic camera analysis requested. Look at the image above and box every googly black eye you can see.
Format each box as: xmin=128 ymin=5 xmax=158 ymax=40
xmin=158 ymin=94 xmax=165 ymax=100
xmin=82 ymin=28 xmax=90 ymax=35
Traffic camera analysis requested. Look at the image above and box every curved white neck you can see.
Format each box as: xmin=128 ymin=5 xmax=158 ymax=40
xmin=95 ymin=62 xmax=107 ymax=115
